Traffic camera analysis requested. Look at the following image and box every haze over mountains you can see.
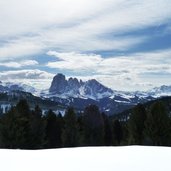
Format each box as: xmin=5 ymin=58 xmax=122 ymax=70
xmin=48 ymin=73 xmax=171 ymax=99
xmin=0 ymin=73 xmax=171 ymax=114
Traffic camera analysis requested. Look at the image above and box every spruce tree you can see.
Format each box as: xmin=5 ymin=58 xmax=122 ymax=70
xmin=62 ymin=107 xmax=78 ymax=147
xmin=83 ymin=105 xmax=104 ymax=146
xmin=128 ymin=104 xmax=146 ymax=145
xmin=16 ymin=99 xmax=30 ymax=117
xmin=144 ymin=101 xmax=171 ymax=146
xmin=113 ymin=119 xmax=123 ymax=145
xmin=45 ymin=109 xmax=60 ymax=148
xmin=29 ymin=105 xmax=46 ymax=149
xmin=102 ymin=113 xmax=113 ymax=146
xmin=77 ymin=114 xmax=84 ymax=146
xmin=0 ymin=100 xmax=32 ymax=149
xmin=55 ymin=113 xmax=64 ymax=148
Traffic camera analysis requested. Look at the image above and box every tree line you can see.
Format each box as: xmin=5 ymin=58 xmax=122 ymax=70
xmin=0 ymin=99 xmax=170 ymax=149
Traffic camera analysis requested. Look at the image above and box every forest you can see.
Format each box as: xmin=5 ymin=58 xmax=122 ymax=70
xmin=0 ymin=99 xmax=170 ymax=149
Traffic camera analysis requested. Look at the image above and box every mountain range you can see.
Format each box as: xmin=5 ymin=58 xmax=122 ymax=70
xmin=0 ymin=73 xmax=171 ymax=115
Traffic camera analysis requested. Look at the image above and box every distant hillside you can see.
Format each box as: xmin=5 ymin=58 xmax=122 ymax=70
xmin=0 ymin=90 xmax=66 ymax=114
xmin=1 ymin=74 xmax=171 ymax=115
xmin=113 ymin=96 xmax=171 ymax=121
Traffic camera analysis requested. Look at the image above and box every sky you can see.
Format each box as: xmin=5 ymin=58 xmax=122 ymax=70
xmin=0 ymin=0 xmax=171 ymax=91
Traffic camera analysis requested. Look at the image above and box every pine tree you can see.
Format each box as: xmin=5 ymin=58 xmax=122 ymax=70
xmin=55 ymin=113 xmax=64 ymax=148
xmin=0 ymin=107 xmax=17 ymax=148
xmin=83 ymin=105 xmax=104 ymax=146
xmin=62 ymin=107 xmax=78 ymax=147
xmin=113 ymin=119 xmax=123 ymax=145
xmin=0 ymin=100 xmax=32 ymax=149
xmin=144 ymin=101 xmax=171 ymax=146
xmin=29 ymin=105 xmax=46 ymax=149
xmin=45 ymin=109 xmax=60 ymax=148
xmin=128 ymin=104 xmax=146 ymax=145
xmin=16 ymin=99 xmax=30 ymax=117
xmin=102 ymin=113 xmax=113 ymax=146
xmin=77 ymin=113 xmax=84 ymax=146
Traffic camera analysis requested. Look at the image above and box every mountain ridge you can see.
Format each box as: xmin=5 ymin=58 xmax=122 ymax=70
xmin=49 ymin=73 xmax=113 ymax=100
xmin=0 ymin=74 xmax=171 ymax=115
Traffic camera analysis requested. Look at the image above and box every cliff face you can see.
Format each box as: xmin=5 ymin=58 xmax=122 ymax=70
xmin=49 ymin=73 xmax=68 ymax=94
xmin=49 ymin=73 xmax=113 ymax=99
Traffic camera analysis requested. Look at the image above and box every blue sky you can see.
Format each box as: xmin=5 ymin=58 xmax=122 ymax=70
xmin=0 ymin=0 xmax=171 ymax=91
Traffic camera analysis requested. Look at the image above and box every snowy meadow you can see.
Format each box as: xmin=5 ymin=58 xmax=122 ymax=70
xmin=1 ymin=146 xmax=171 ymax=171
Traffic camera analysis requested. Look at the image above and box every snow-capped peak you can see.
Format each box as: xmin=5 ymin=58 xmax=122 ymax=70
xmin=0 ymin=81 xmax=37 ymax=95
xmin=147 ymin=85 xmax=171 ymax=97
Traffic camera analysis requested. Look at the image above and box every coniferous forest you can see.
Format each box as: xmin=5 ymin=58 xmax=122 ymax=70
xmin=0 ymin=99 xmax=171 ymax=149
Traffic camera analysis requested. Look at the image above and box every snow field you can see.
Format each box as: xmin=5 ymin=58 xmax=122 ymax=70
xmin=0 ymin=146 xmax=171 ymax=171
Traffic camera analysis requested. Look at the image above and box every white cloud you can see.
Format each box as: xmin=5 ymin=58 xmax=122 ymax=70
xmin=47 ymin=51 xmax=102 ymax=71
xmin=0 ymin=38 xmax=44 ymax=61
xmin=47 ymin=49 xmax=171 ymax=74
xmin=46 ymin=49 xmax=171 ymax=91
xmin=0 ymin=60 xmax=38 ymax=68
xmin=0 ymin=48 xmax=171 ymax=91
xmin=0 ymin=0 xmax=171 ymax=91
xmin=0 ymin=69 xmax=54 ymax=80
xmin=0 ymin=69 xmax=54 ymax=90
xmin=1 ymin=0 xmax=171 ymax=37
xmin=0 ymin=0 xmax=171 ymax=59
xmin=0 ymin=0 xmax=111 ymax=37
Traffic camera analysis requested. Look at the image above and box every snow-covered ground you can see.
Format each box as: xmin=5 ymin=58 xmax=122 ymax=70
xmin=1 ymin=146 xmax=171 ymax=171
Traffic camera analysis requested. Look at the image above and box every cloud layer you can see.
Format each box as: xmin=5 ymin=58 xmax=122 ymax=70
xmin=0 ymin=0 xmax=171 ymax=59
xmin=0 ymin=60 xmax=38 ymax=68
xmin=0 ymin=69 xmax=53 ymax=80
xmin=47 ymin=49 xmax=171 ymax=91
xmin=0 ymin=69 xmax=54 ymax=90
xmin=0 ymin=0 xmax=171 ymax=91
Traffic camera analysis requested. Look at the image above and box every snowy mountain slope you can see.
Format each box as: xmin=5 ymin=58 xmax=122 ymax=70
xmin=0 ymin=90 xmax=67 ymax=114
xmin=45 ymin=74 xmax=156 ymax=114
xmin=0 ymin=146 xmax=171 ymax=171
xmin=147 ymin=85 xmax=171 ymax=97
xmin=0 ymin=81 xmax=37 ymax=94
xmin=1 ymin=74 xmax=171 ymax=114
xmin=48 ymin=74 xmax=171 ymax=101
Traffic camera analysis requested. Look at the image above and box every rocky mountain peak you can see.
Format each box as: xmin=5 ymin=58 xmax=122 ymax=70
xmin=49 ymin=73 xmax=68 ymax=94
xmin=82 ymin=79 xmax=113 ymax=99
xmin=49 ymin=74 xmax=113 ymax=99
xmin=68 ymin=77 xmax=80 ymax=87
